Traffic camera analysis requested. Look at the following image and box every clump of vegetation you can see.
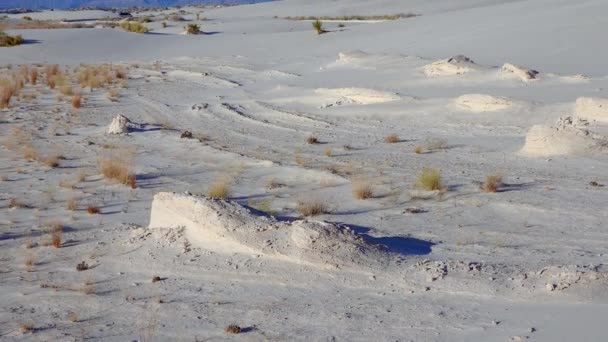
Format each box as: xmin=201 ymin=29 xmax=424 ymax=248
xmin=22 ymin=16 xmax=33 ymax=21
xmin=97 ymin=149 xmax=136 ymax=187
xmin=208 ymin=178 xmax=231 ymax=199
xmin=306 ymin=135 xmax=319 ymax=144
xmin=119 ymin=21 xmax=149 ymax=34
xmin=71 ymin=94 xmax=82 ymax=109
xmin=76 ymin=261 xmax=89 ymax=271
xmin=0 ymin=84 xmax=15 ymax=108
xmin=185 ymin=24 xmax=201 ymax=35
xmin=384 ymin=133 xmax=400 ymax=143
xmin=297 ymin=199 xmax=328 ymax=216
xmin=87 ymin=206 xmax=100 ymax=215
xmin=312 ymin=20 xmax=325 ymax=35
xmin=482 ymin=173 xmax=503 ymax=193
xmin=415 ymin=168 xmax=445 ymax=191
xmin=414 ymin=145 xmax=424 ymax=154
xmin=424 ymin=137 xmax=448 ymax=151
xmin=324 ymin=146 xmax=332 ymax=157
xmin=0 ymin=31 xmax=24 ymax=47
xmin=352 ymin=181 xmax=373 ymax=200
xmin=225 ymin=325 xmax=242 ymax=334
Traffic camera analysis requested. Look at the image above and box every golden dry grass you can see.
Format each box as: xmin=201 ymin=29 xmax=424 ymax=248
xmin=415 ymin=168 xmax=444 ymax=191
xmin=42 ymin=154 xmax=60 ymax=168
xmin=414 ymin=145 xmax=424 ymax=154
xmin=71 ymin=94 xmax=82 ymax=109
xmin=97 ymin=149 xmax=136 ymax=187
xmin=66 ymin=197 xmax=78 ymax=211
xmin=297 ymin=199 xmax=328 ymax=216
xmin=384 ymin=133 xmax=400 ymax=143
xmin=208 ymin=178 xmax=231 ymax=199
xmin=0 ymin=84 xmax=15 ymax=109
xmin=87 ymin=206 xmax=100 ymax=215
xmin=225 ymin=325 xmax=242 ymax=334
xmin=482 ymin=174 xmax=503 ymax=193
xmin=48 ymin=221 xmax=63 ymax=248
xmin=306 ymin=135 xmax=319 ymax=144
xmin=22 ymin=145 xmax=39 ymax=161
xmin=352 ymin=181 xmax=373 ymax=200
xmin=67 ymin=311 xmax=79 ymax=323
xmin=19 ymin=322 xmax=34 ymax=334
xmin=324 ymin=147 xmax=332 ymax=157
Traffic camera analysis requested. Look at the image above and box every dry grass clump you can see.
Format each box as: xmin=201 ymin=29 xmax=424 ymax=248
xmin=297 ymin=199 xmax=328 ymax=216
xmin=29 ymin=68 xmax=38 ymax=85
xmin=23 ymin=145 xmax=39 ymax=161
xmin=87 ymin=206 xmax=100 ymax=215
xmin=66 ymin=197 xmax=78 ymax=211
xmin=482 ymin=173 xmax=503 ymax=193
xmin=119 ymin=21 xmax=149 ymax=33
xmin=42 ymin=154 xmax=61 ymax=168
xmin=81 ymin=279 xmax=95 ymax=294
xmin=384 ymin=133 xmax=400 ymax=143
xmin=76 ymin=261 xmax=89 ymax=271
xmin=97 ymin=149 xmax=136 ymax=187
xmin=208 ymin=178 xmax=231 ymax=199
xmin=24 ymin=253 xmax=35 ymax=272
xmin=71 ymin=94 xmax=82 ymax=109
xmin=306 ymin=135 xmax=319 ymax=144
xmin=9 ymin=198 xmax=26 ymax=209
xmin=414 ymin=145 xmax=424 ymax=154
xmin=352 ymin=181 xmax=373 ymax=200
xmin=425 ymin=138 xmax=448 ymax=151
xmin=19 ymin=322 xmax=34 ymax=334
xmin=0 ymin=31 xmax=23 ymax=47
xmin=67 ymin=311 xmax=79 ymax=323
xmin=46 ymin=221 xmax=63 ymax=248
xmin=415 ymin=168 xmax=444 ymax=191
xmin=225 ymin=324 xmax=242 ymax=334
xmin=185 ymin=24 xmax=201 ymax=34
xmin=106 ymin=88 xmax=119 ymax=102
xmin=0 ymin=83 xmax=15 ymax=109
xmin=324 ymin=147 xmax=332 ymax=157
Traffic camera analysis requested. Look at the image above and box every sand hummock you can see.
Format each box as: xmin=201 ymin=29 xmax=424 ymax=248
xmin=315 ymin=87 xmax=400 ymax=106
xmin=575 ymin=97 xmax=608 ymax=123
xmin=454 ymin=94 xmax=513 ymax=112
xmin=520 ymin=116 xmax=608 ymax=156
xmin=423 ymin=55 xmax=477 ymax=76
xmin=148 ymin=192 xmax=391 ymax=269
xmin=501 ymin=63 xmax=539 ymax=81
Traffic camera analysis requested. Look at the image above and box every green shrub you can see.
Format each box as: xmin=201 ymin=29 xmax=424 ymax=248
xmin=119 ymin=21 xmax=148 ymax=34
xmin=22 ymin=16 xmax=33 ymax=21
xmin=312 ymin=20 xmax=324 ymax=35
xmin=0 ymin=32 xmax=24 ymax=47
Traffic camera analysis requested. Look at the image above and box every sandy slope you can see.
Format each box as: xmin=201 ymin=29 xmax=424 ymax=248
xmin=1 ymin=0 xmax=608 ymax=341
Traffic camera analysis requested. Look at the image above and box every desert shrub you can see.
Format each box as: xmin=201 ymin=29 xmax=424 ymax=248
xmin=87 ymin=206 xmax=100 ymax=214
xmin=66 ymin=197 xmax=78 ymax=211
xmin=29 ymin=68 xmax=38 ymax=85
xmin=97 ymin=149 xmax=136 ymax=186
xmin=425 ymin=138 xmax=448 ymax=150
xmin=324 ymin=147 xmax=332 ymax=157
xmin=185 ymin=24 xmax=200 ymax=34
xmin=297 ymin=199 xmax=328 ymax=216
xmin=384 ymin=133 xmax=399 ymax=143
xmin=71 ymin=94 xmax=82 ymax=109
xmin=0 ymin=84 xmax=15 ymax=108
xmin=22 ymin=16 xmax=33 ymax=21
xmin=312 ymin=20 xmax=324 ymax=35
xmin=352 ymin=181 xmax=373 ymax=200
xmin=414 ymin=145 xmax=423 ymax=154
xmin=482 ymin=174 xmax=503 ymax=193
xmin=415 ymin=168 xmax=444 ymax=191
xmin=225 ymin=325 xmax=242 ymax=334
xmin=162 ymin=21 xmax=167 ymax=28
xmin=0 ymin=31 xmax=23 ymax=47
xmin=119 ymin=21 xmax=148 ymax=33
xmin=208 ymin=178 xmax=231 ymax=199
xmin=306 ymin=135 xmax=319 ymax=144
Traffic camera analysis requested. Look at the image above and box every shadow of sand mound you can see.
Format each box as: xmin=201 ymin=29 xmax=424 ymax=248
xmin=149 ymin=192 xmax=407 ymax=269
xmin=423 ymin=55 xmax=478 ymax=76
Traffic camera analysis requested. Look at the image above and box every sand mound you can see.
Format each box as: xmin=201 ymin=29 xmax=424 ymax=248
xmin=575 ymin=97 xmax=608 ymax=123
xmin=148 ymin=192 xmax=390 ymax=269
xmin=315 ymin=87 xmax=400 ymax=106
xmin=454 ymin=94 xmax=513 ymax=112
xmin=423 ymin=55 xmax=477 ymax=76
xmin=520 ymin=117 xmax=608 ymax=156
xmin=336 ymin=50 xmax=372 ymax=65
xmin=501 ymin=63 xmax=539 ymax=81
xmin=107 ymin=115 xmax=140 ymax=134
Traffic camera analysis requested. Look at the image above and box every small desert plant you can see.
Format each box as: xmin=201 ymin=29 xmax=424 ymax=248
xmin=185 ymin=24 xmax=200 ymax=34
xmin=48 ymin=221 xmax=63 ymax=248
xmin=81 ymin=279 xmax=95 ymax=294
xmin=162 ymin=21 xmax=167 ymax=28
xmin=9 ymin=198 xmax=26 ymax=209
xmin=107 ymin=88 xmax=119 ymax=101
xmin=76 ymin=261 xmax=89 ymax=271
xmin=415 ymin=168 xmax=444 ymax=191
xmin=87 ymin=206 xmax=100 ymax=214
xmin=66 ymin=197 xmax=78 ymax=211
xmin=152 ymin=276 xmax=162 ymax=283
xmin=324 ymin=147 xmax=332 ymax=157
xmin=19 ymin=322 xmax=34 ymax=334
xmin=29 ymin=68 xmax=38 ymax=85
xmin=22 ymin=16 xmax=33 ymax=21
xmin=312 ymin=20 xmax=325 ymax=35
xmin=97 ymin=149 xmax=136 ymax=186
xmin=482 ymin=174 xmax=503 ymax=193
xmin=225 ymin=325 xmax=242 ymax=334
xmin=297 ymin=199 xmax=328 ymax=216
xmin=67 ymin=311 xmax=79 ymax=323
xmin=384 ymin=133 xmax=400 ymax=143
xmin=306 ymin=135 xmax=319 ymax=144
xmin=0 ymin=31 xmax=24 ymax=47
xmin=71 ymin=94 xmax=82 ymax=109
xmin=23 ymin=145 xmax=38 ymax=161
xmin=338 ymin=23 xmax=345 ymax=28
xmin=24 ymin=253 xmax=35 ymax=271
xmin=425 ymin=138 xmax=448 ymax=151
xmin=414 ymin=145 xmax=424 ymax=154
xmin=208 ymin=178 xmax=231 ymax=199
xmin=0 ymin=84 xmax=15 ymax=108
xmin=119 ymin=21 xmax=149 ymax=34
xmin=42 ymin=154 xmax=60 ymax=168
xmin=352 ymin=181 xmax=373 ymax=200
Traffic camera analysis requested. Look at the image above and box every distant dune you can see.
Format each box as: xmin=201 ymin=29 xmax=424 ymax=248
xmin=0 ymin=0 xmax=272 ymax=10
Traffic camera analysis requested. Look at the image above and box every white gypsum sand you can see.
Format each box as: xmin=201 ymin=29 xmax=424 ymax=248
xmin=1 ymin=1 xmax=608 ymax=341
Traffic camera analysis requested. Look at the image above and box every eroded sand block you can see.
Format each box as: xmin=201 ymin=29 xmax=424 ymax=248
xmin=423 ymin=55 xmax=477 ymax=76
xmin=501 ymin=63 xmax=539 ymax=81
xmin=107 ymin=114 xmax=139 ymax=134
xmin=575 ymin=97 xmax=608 ymax=123
xmin=520 ymin=117 xmax=608 ymax=156
xmin=315 ymin=87 xmax=400 ymax=106
xmin=455 ymin=94 xmax=512 ymax=112
xmin=148 ymin=192 xmax=390 ymax=269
